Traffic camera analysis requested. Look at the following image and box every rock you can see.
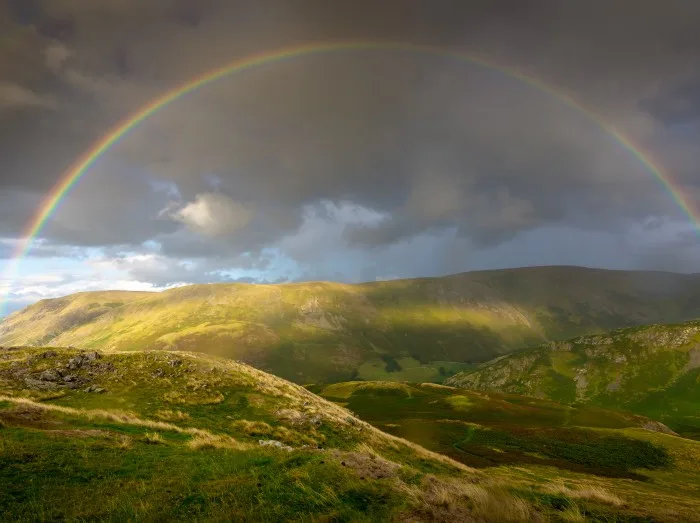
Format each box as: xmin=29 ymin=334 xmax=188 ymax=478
xmin=153 ymin=368 xmax=165 ymax=378
xmin=83 ymin=385 xmax=106 ymax=393
xmin=67 ymin=351 xmax=103 ymax=369
xmin=167 ymin=358 xmax=182 ymax=367
xmin=94 ymin=362 xmax=115 ymax=373
xmin=39 ymin=369 xmax=61 ymax=382
xmin=66 ymin=356 xmax=84 ymax=370
xmin=24 ymin=377 xmax=58 ymax=390
xmin=258 ymin=439 xmax=293 ymax=452
xmin=63 ymin=374 xmax=77 ymax=383
xmin=38 ymin=350 xmax=58 ymax=359
xmin=642 ymin=420 xmax=678 ymax=436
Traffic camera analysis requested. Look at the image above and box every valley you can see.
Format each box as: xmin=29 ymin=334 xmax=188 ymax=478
xmin=2 ymin=266 xmax=700 ymax=521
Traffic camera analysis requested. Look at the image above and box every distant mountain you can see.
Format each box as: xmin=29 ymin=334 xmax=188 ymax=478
xmin=3 ymin=266 xmax=700 ymax=384
xmin=446 ymin=320 xmax=700 ymax=438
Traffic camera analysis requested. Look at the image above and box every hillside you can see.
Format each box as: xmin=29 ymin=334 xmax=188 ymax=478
xmin=314 ymin=381 xmax=700 ymax=522
xmin=0 ymin=345 xmax=511 ymax=521
xmin=3 ymin=266 xmax=700 ymax=384
xmin=0 ymin=345 xmax=658 ymax=522
xmin=2 ymin=347 xmax=699 ymax=521
xmin=445 ymin=320 xmax=700 ymax=438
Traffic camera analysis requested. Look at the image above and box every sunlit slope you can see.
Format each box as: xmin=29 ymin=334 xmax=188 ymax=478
xmin=3 ymin=266 xmax=700 ymax=384
xmin=446 ymin=320 xmax=700 ymax=438
xmin=0 ymin=346 xmax=594 ymax=522
xmin=0 ymin=290 xmax=153 ymax=347
xmin=314 ymin=381 xmax=700 ymax=522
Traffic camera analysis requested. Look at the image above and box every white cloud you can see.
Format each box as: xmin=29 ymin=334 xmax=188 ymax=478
xmin=165 ymin=193 xmax=254 ymax=236
xmin=0 ymin=269 xmax=187 ymax=318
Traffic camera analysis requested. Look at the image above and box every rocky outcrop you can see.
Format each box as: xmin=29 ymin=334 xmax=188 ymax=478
xmin=8 ymin=350 xmax=112 ymax=393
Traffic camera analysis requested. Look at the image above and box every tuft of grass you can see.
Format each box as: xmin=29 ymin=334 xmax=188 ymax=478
xmin=545 ymin=483 xmax=624 ymax=507
xmin=187 ymin=433 xmax=244 ymax=450
xmin=142 ymin=432 xmax=165 ymax=445
xmin=154 ymin=409 xmax=191 ymax=422
xmin=400 ymin=475 xmax=533 ymax=522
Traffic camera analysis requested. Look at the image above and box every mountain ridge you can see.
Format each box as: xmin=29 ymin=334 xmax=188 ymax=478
xmin=4 ymin=265 xmax=700 ymax=384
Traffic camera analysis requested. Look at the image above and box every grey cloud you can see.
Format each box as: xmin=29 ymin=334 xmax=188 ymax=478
xmin=1 ymin=0 xmax=700 ymax=287
xmin=0 ymin=239 xmax=88 ymax=261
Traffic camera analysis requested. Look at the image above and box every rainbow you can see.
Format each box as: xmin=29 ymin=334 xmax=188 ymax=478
xmin=1 ymin=40 xmax=697 ymax=315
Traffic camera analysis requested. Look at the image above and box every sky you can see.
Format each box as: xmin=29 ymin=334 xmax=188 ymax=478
xmin=1 ymin=0 xmax=700 ymax=315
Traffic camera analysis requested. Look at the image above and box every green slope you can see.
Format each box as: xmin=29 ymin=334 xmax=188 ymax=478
xmin=446 ymin=320 xmax=700 ymax=438
xmin=315 ymin=381 xmax=700 ymax=522
xmin=0 ymin=346 xmax=511 ymax=521
xmin=3 ymin=347 xmax=699 ymax=522
xmin=1 ymin=346 xmax=668 ymax=522
xmin=4 ymin=266 xmax=700 ymax=385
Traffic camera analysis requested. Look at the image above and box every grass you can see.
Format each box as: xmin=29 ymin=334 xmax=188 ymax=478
xmin=316 ymin=380 xmax=700 ymax=522
xmin=0 ymin=346 xmax=552 ymax=522
xmin=5 ymin=346 xmax=698 ymax=521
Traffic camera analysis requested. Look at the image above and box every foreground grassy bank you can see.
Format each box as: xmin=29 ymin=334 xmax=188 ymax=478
xmin=1 ymin=346 xmax=664 ymax=522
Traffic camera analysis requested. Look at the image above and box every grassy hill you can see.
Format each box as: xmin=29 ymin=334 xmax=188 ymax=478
xmin=0 ymin=346 xmax=515 ymax=521
xmin=314 ymin=381 xmax=700 ymax=522
xmin=2 ymin=346 xmax=699 ymax=521
xmin=0 ymin=345 xmax=660 ymax=522
xmin=4 ymin=266 xmax=700 ymax=385
xmin=445 ymin=320 xmax=700 ymax=439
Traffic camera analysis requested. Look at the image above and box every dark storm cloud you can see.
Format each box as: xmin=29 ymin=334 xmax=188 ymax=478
xmin=641 ymin=76 xmax=700 ymax=127
xmin=1 ymin=0 xmax=699 ymax=276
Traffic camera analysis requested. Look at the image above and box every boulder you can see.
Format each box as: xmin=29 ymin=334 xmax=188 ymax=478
xmin=39 ymin=369 xmax=61 ymax=382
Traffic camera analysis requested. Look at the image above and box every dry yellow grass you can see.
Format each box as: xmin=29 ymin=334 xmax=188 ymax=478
xmin=187 ymin=433 xmax=245 ymax=450
xmin=0 ymin=395 xmax=228 ymax=443
xmin=400 ymin=474 xmax=534 ymax=522
xmin=154 ymin=409 xmax=191 ymax=421
xmin=142 ymin=432 xmax=165 ymax=444
xmin=545 ymin=483 xmax=624 ymax=507
xmin=559 ymin=506 xmax=586 ymax=522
